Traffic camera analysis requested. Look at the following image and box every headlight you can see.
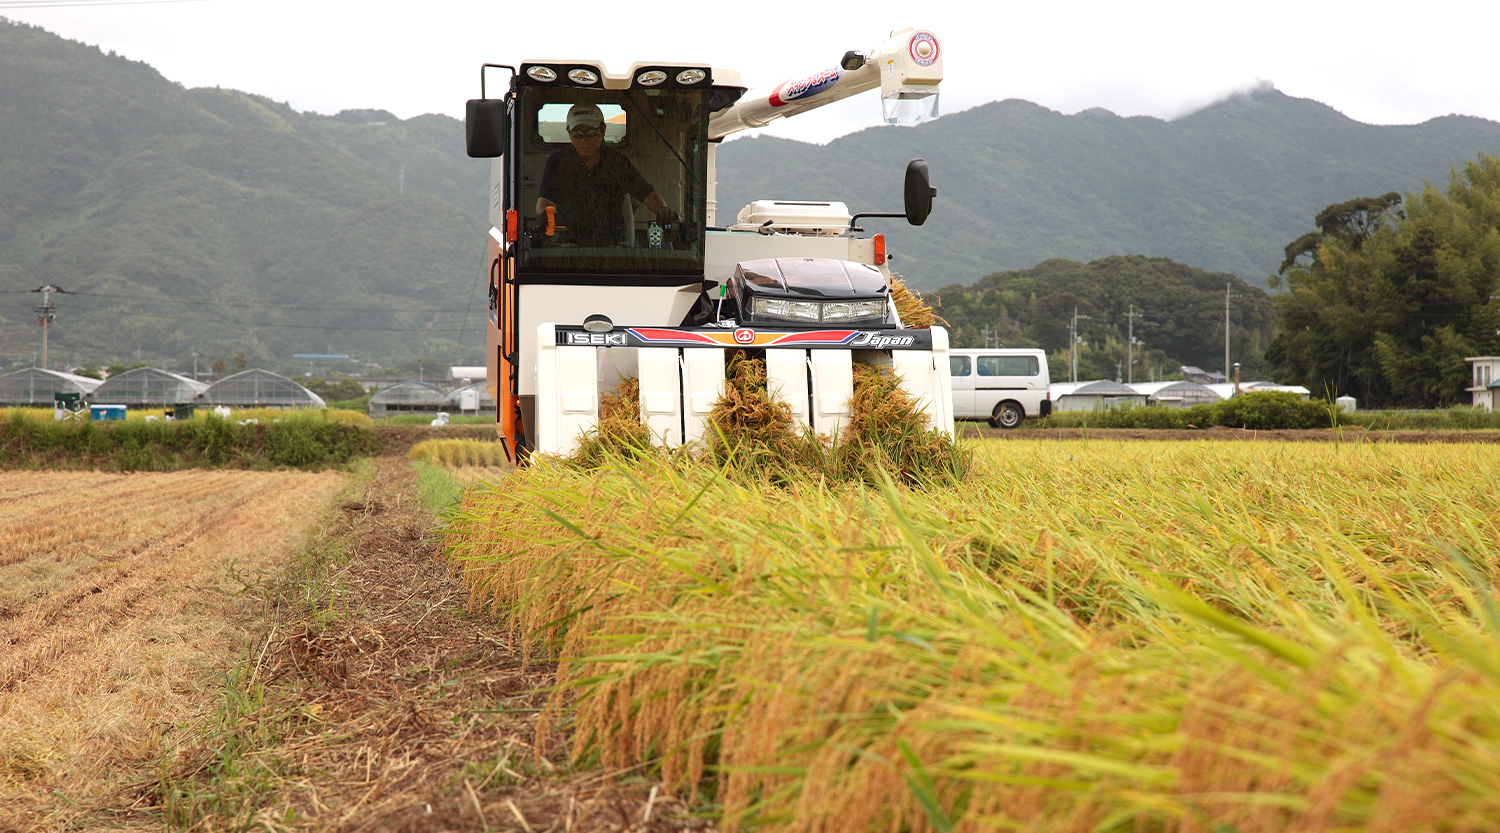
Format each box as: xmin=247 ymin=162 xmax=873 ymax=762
xmin=821 ymin=300 xmax=887 ymax=323
xmin=750 ymin=298 xmax=821 ymax=323
xmin=749 ymin=297 xmax=886 ymax=324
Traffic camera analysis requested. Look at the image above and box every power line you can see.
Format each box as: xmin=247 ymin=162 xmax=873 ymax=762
xmin=49 ymin=303 xmax=474 ymax=333
xmin=0 ymin=0 xmax=205 ymax=8
xmin=65 ymin=289 xmax=467 ymax=313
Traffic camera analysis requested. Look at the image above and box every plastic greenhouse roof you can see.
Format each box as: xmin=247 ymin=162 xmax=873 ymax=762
xmin=370 ymin=380 xmax=447 ymax=406
xmin=0 ymin=368 xmax=104 ymax=404
xmin=202 ymin=369 xmax=326 ymax=408
xmin=90 ymin=368 xmax=210 ymax=405
xmin=442 ymin=382 xmax=495 ymax=408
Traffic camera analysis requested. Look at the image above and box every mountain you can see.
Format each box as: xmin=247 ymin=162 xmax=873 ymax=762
xmin=0 ymin=18 xmax=490 ymax=370
xmin=7 ymin=17 xmax=1500 ymax=371
xmin=714 ymin=90 xmax=1500 ymax=292
xmin=928 ymin=255 xmax=1276 ymax=381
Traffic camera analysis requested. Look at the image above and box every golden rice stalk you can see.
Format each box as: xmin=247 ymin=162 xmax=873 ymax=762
xmin=890 ymin=274 xmax=941 ymax=330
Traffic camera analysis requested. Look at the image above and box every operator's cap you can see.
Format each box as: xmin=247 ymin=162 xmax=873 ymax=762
xmin=566 ymin=103 xmax=604 ymax=130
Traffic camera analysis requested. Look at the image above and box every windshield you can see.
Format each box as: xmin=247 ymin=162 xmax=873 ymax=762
xmin=517 ymin=86 xmax=708 ymax=277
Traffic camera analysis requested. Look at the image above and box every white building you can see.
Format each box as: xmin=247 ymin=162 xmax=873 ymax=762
xmin=1466 ymin=357 xmax=1500 ymax=410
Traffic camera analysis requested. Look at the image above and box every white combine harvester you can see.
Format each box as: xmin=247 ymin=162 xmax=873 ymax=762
xmin=465 ymin=27 xmax=953 ymax=463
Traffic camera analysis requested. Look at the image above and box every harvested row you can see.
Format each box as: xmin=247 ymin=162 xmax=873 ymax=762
xmin=0 ymin=469 xmax=348 ymax=829
xmin=443 ymin=440 xmax=1500 ymax=832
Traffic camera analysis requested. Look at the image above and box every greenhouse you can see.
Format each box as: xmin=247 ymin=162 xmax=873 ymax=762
xmin=0 ymin=368 xmax=104 ymax=405
xmin=202 ymin=369 xmax=327 ymax=409
xmin=1049 ymin=380 xmax=1148 ymax=412
xmin=89 ymin=368 xmax=209 ymax=407
xmin=1127 ymin=380 xmax=1222 ymax=408
xmin=442 ymin=382 xmax=493 ymax=415
xmin=369 ymin=380 xmax=447 ymax=417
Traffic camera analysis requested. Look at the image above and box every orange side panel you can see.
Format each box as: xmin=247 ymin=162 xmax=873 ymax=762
xmin=487 ymin=234 xmax=524 ymax=465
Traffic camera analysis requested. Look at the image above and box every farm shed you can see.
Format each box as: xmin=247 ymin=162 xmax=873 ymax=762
xmin=369 ymin=380 xmax=446 ymax=417
xmin=202 ymin=369 xmax=326 ymax=409
xmin=0 ymin=368 xmax=103 ymax=405
xmin=1127 ymin=380 xmax=1221 ymax=407
xmin=442 ymin=382 xmax=493 ymax=415
xmin=86 ymin=368 xmax=208 ymax=407
xmin=1049 ymin=380 xmax=1147 ymax=412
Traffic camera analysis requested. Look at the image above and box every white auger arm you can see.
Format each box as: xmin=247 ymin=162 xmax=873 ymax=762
xmin=708 ymin=26 xmax=942 ymax=140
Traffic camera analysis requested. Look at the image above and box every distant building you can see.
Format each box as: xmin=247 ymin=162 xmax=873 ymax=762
xmin=1178 ymin=366 xmax=1227 ymax=385
xmin=442 ymin=381 xmax=493 ymax=415
xmin=368 ymin=380 xmax=447 ymax=417
xmin=1466 ymin=356 xmax=1500 ymax=410
xmin=202 ymin=369 xmax=326 ymax=409
xmin=1048 ymin=380 xmax=1147 ymax=412
xmin=1127 ymin=380 xmax=1221 ymax=408
xmin=90 ymin=368 xmax=208 ymax=407
xmin=0 ymin=368 xmax=103 ymax=405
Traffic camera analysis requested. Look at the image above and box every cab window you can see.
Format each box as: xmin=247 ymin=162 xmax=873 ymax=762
xmin=977 ymin=355 xmax=1039 ymax=377
xmin=949 ymin=356 xmax=971 ymax=376
xmin=535 ymin=103 xmax=627 ymax=145
xmin=516 ymin=87 xmax=708 ymax=277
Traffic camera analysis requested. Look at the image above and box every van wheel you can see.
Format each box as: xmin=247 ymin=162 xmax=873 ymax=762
xmin=990 ymin=401 xmax=1024 ymax=429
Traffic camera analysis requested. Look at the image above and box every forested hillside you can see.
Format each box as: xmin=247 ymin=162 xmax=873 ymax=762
xmin=7 ymin=16 xmax=1500 ymax=374
xmin=0 ymin=19 xmax=490 ymax=369
xmin=716 ymin=92 xmax=1500 ymax=292
xmin=928 ymin=256 xmax=1274 ymax=382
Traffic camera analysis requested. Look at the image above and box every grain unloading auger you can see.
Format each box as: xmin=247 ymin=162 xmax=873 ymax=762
xmin=466 ymin=27 xmax=952 ymax=463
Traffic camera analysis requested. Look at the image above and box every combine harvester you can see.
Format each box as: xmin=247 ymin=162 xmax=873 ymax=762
xmin=466 ymin=27 xmax=953 ymax=463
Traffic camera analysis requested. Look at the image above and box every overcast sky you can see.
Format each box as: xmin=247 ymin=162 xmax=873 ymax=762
xmin=4 ymin=0 xmax=1497 ymax=144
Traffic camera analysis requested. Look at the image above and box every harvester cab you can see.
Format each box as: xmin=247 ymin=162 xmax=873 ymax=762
xmin=466 ymin=26 xmax=952 ymax=463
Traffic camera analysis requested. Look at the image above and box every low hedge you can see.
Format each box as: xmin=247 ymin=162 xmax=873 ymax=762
xmin=0 ymin=410 xmax=378 ymax=471
xmin=1039 ymin=391 xmax=1334 ymax=431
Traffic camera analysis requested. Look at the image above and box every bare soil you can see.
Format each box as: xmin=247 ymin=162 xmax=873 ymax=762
xmin=0 ymin=469 xmax=348 ymax=831
xmin=145 ymin=442 xmax=710 ymax=832
xmin=961 ymin=425 xmax=1500 ymax=443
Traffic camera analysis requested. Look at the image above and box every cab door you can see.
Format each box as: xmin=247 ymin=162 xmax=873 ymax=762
xmin=948 ymin=354 xmax=975 ymax=417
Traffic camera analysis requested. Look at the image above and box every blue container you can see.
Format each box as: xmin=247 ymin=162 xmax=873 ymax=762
xmin=90 ymin=404 xmax=127 ymax=421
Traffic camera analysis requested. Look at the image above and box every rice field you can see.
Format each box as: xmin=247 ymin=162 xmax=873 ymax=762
xmin=408 ymin=437 xmax=511 ymax=471
xmin=442 ymin=439 xmax=1500 ymax=832
xmin=0 ymin=468 xmax=348 ymax=828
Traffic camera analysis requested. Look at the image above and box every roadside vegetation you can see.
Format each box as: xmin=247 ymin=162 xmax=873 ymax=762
xmin=443 ymin=439 xmax=1500 ymax=831
xmin=0 ymin=408 xmax=376 ymax=470
xmin=1032 ymin=393 xmax=1500 ymax=431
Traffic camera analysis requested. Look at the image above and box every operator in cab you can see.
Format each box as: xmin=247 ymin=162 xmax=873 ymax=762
xmin=535 ymin=103 xmax=674 ymax=246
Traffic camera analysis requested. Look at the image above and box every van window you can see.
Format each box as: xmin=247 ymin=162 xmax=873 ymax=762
xmin=977 ymin=355 xmax=1039 ymax=377
xmin=949 ymin=356 xmax=971 ymax=376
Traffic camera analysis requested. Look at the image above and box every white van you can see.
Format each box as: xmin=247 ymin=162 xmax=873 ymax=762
xmin=948 ymin=349 xmax=1052 ymax=428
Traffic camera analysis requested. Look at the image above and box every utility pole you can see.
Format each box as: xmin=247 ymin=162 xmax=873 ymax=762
xmin=30 ymin=285 xmax=72 ymax=370
xmin=1224 ymin=283 xmax=1241 ymax=382
xmin=1068 ymin=307 xmax=1092 ymax=383
xmin=192 ymin=351 xmax=200 ymax=382
xmin=1123 ymin=304 xmax=1144 ymax=384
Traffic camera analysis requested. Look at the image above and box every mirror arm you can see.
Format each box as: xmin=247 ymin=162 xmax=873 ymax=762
xmin=849 ymin=211 xmax=908 ymax=230
xmin=480 ymin=64 xmax=517 ymax=99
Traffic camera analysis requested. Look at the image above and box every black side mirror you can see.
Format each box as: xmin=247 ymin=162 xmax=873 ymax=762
xmin=904 ymin=159 xmax=937 ymax=225
xmin=465 ymin=99 xmax=509 ymax=158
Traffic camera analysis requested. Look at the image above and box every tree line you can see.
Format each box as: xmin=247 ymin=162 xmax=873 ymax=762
xmin=1266 ymin=153 xmax=1500 ymax=408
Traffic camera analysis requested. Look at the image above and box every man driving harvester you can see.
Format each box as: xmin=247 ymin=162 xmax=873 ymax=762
xmin=535 ymin=103 xmax=674 ymax=246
